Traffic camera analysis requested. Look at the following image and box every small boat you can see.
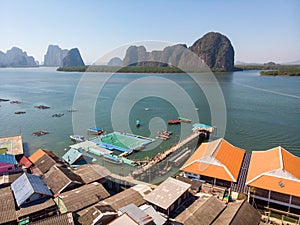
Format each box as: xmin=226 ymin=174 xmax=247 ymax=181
xmin=195 ymin=108 xmax=199 ymax=111
xmin=32 ymin=130 xmax=48 ymax=136
xmin=52 ymin=113 xmax=64 ymax=117
xmin=0 ymin=98 xmax=9 ymax=102
xmin=15 ymin=111 xmax=26 ymax=114
xmin=67 ymin=109 xmax=78 ymax=112
xmin=102 ymin=154 xmax=122 ymax=164
xmin=144 ymin=108 xmax=150 ymax=111
xmin=10 ymin=100 xmax=22 ymax=104
xmin=70 ymin=135 xmax=86 ymax=142
xmin=87 ymin=127 xmax=105 ymax=135
xmin=168 ymin=120 xmax=181 ymax=124
xmin=34 ymin=105 xmax=50 ymax=109
xmin=136 ymin=120 xmax=140 ymax=128
xmin=178 ymin=117 xmax=192 ymax=123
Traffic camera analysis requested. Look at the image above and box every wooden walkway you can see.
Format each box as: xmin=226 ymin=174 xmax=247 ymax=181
xmin=131 ymin=133 xmax=199 ymax=177
xmin=231 ymin=152 xmax=251 ymax=194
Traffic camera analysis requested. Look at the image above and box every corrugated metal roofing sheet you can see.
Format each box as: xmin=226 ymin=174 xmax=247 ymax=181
xmin=0 ymin=153 xmax=17 ymax=164
xmin=11 ymin=173 xmax=52 ymax=206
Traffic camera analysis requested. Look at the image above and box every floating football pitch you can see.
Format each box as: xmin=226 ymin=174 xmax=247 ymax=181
xmin=91 ymin=131 xmax=153 ymax=153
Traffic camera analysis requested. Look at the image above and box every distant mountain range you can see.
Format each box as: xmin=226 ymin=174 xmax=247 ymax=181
xmin=0 ymin=45 xmax=85 ymax=68
xmin=44 ymin=45 xmax=85 ymax=67
xmin=235 ymin=60 xmax=300 ymax=65
xmin=121 ymin=32 xmax=235 ymax=72
xmin=0 ymin=47 xmax=38 ymax=67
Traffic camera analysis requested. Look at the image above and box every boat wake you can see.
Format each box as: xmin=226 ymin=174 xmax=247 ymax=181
xmin=235 ymin=81 xmax=300 ymax=100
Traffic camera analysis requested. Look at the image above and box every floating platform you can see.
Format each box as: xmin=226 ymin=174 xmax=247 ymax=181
xmin=192 ymin=123 xmax=215 ymax=133
xmin=91 ymin=131 xmax=154 ymax=153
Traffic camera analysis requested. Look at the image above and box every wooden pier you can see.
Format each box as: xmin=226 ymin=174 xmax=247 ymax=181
xmin=131 ymin=132 xmax=200 ymax=177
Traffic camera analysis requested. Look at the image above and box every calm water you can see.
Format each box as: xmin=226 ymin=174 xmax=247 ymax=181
xmin=0 ymin=67 xmax=299 ymax=161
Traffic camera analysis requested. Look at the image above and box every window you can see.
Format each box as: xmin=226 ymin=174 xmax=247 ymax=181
xmin=8 ymin=167 xmax=13 ymax=171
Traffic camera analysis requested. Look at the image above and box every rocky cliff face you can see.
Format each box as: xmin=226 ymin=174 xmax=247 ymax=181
xmin=107 ymin=57 xmax=123 ymax=66
xmin=0 ymin=47 xmax=37 ymax=67
xmin=122 ymin=32 xmax=235 ymax=72
xmin=189 ymin=32 xmax=234 ymax=71
xmin=62 ymin=48 xmax=85 ymax=67
xmin=44 ymin=45 xmax=68 ymax=66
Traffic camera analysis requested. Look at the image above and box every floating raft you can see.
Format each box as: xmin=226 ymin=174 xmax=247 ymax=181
xmin=32 ymin=130 xmax=48 ymax=136
xmin=10 ymin=100 xmax=22 ymax=104
xmin=34 ymin=105 xmax=50 ymax=109
xmin=15 ymin=111 xmax=26 ymax=114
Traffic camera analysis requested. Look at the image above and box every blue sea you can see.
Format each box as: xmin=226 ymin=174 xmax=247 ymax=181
xmin=0 ymin=67 xmax=299 ymax=161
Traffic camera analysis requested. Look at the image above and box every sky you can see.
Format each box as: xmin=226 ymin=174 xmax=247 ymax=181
xmin=0 ymin=0 xmax=299 ymax=64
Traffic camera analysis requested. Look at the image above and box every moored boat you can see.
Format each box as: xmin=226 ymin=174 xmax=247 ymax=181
xmin=168 ymin=119 xmax=181 ymax=124
xmin=70 ymin=135 xmax=86 ymax=142
xmin=87 ymin=127 xmax=105 ymax=135
xmin=102 ymin=154 xmax=123 ymax=164
xmin=178 ymin=117 xmax=192 ymax=123
xmin=136 ymin=120 xmax=140 ymax=128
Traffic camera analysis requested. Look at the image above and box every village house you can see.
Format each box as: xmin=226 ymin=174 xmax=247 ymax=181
xmin=246 ymin=146 xmax=300 ymax=216
xmin=11 ymin=173 xmax=53 ymax=208
xmin=0 ymin=186 xmax=17 ymax=225
xmin=144 ymin=177 xmax=191 ymax=216
xmin=16 ymin=199 xmax=58 ymax=224
xmin=119 ymin=203 xmax=154 ymax=225
xmin=73 ymin=163 xmax=111 ymax=184
xmin=77 ymin=205 xmax=117 ymax=225
xmin=27 ymin=212 xmax=75 ymax=225
xmin=181 ymin=138 xmax=245 ymax=188
xmin=0 ymin=153 xmax=18 ymax=175
xmin=55 ymin=182 xmax=110 ymax=213
xmin=62 ymin=148 xmax=95 ymax=167
xmin=43 ymin=165 xmax=83 ymax=195
xmin=174 ymin=196 xmax=260 ymax=225
xmin=29 ymin=149 xmax=64 ymax=175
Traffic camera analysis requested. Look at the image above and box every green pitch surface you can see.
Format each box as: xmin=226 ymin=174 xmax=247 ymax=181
xmin=101 ymin=132 xmax=146 ymax=150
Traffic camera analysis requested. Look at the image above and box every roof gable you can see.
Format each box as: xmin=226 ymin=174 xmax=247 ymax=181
xmin=11 ymin=173 xmax=52 ymax=206
xmin=120 ymin=203 xmax=153 ymax=225
xmin=246 ymin=147 xmax=281 ymax=183
xmin=182 ymin=138 xmax=245 ymax=182
xmin=56 ymin=182 xmax=110 ymax=213
xmin=19 ymin=155 xmax=33 ymax=168
xmin=144 ymin=177 xmax=190 ymax=210
xmin=101 ymin=187 xmax=146 ymax=210
xmin=29 ymin=149 xmax=59 ymax=164
xmin=175 ymin=196 xmax=226 ymax=225
xmin=281 ymin=148 xmax=300 ymax=179
xmin=62 ymin=148 xmax=95 ymax=166
xmin=43 ymin=165 xmax=82 ymax=195
xmin=74 ymin=164 xmax=111 ymax=184
xmin=246 ymin=146 xmax=300 ymax=197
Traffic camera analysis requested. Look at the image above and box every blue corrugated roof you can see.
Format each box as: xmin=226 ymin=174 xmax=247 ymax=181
xmin=62 ymin=148 xmax=82 ymax=164
xmin=11 ymin=173 xmax=52 ymax=206
xmin=0 ymin=153 xmax=17 ymax=164
xmin=62 ymin=148 xmax=95 ymax=165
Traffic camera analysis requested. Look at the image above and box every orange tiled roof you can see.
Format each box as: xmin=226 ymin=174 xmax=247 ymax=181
xmin=29 ymin=148 xmax=59 ymax=163
xmin=250 ymin=175 xmax=300 ymax=197
xmin=29 ymin=149 xmax=46 ymax=163
xmin=246 ymin=146 xmax=300 ymax=197
xmin=181 ymin=138 xmax=245 ymax=182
